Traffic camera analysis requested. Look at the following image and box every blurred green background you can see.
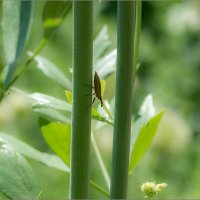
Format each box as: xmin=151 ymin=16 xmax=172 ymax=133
xmin=1 ymin=1 xmax=200 ymax=199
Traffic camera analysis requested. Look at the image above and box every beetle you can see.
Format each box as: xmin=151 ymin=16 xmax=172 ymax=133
xmin=92 ymin=71 xmax=103 ymax=107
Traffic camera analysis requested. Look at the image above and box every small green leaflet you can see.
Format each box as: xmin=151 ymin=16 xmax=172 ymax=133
xmin=40 ymin=121 xmax=71 ymax=166
xmin=129 ymin=111 xmax=164 ymax=174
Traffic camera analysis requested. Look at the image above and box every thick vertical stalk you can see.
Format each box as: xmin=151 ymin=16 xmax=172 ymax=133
xmin=70 ymin=1 xmax=93 ymax=199
xmin=110 ymin=1 xmax=135 ymax=199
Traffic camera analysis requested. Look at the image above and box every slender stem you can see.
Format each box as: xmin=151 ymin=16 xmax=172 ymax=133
xmin=70 ymin=1 xmax=93 ymax=199
xmin=25 ymin=38 xmax=47 ymax=66
xmin=91 ymin=133 xmax=110 ymax=190
xmin=89 ymin=180 xmax=109 ymax=197
xmin=110 ymin=1 xmax=136 ymax=199
xmin=4 ymin=38 xmax=47 ymax=91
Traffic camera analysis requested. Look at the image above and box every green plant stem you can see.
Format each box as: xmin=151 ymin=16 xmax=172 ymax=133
xmin=26 ymin=38 xmax=48 ymax=66
xmin=91 ymin=133 xmax=110 ymax=190
xmin=103 ymin=100 xmax=114 ymax=121
xmin=89 ymin=180 xmax=109 ymax=197
xmin=4 ymin=38 xmax=47 ymax=91
xmin=134 ymin=0 xmax=142 ymax=75
xmin=70 ymin=1 xmax=93 ymax=199
xmin=110 ymin=1 xmax=136 ymax=199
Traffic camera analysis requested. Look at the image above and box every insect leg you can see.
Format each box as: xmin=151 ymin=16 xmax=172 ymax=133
xmin=100 ymin=99 xmax=104 ymax=107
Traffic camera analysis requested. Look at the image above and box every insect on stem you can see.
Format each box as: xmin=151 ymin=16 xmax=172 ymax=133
xmin=93 ymin=71 xmax=103 ymax=107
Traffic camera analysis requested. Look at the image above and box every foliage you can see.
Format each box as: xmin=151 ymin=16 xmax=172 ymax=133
xmin=0 ymin=147 xmax=41 ymax=200
xmin=2 ymin=1 xmax=198 ymax=199
xmin=40 ymin=120 xmax=71 ymax=166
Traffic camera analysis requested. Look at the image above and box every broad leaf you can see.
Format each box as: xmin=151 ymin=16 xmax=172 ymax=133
xmin=14 ymin=88 xmax=71 ymax=122
xmin=34 ymin=108 xmax=70 ymax=123
xmin=2 ymin=1 xmax=34 ymax=86
xmin=34 ymin=55 xmax=72 ymax=89
xmin=95 ymin=49 xmax=117 ymax=79
xmin=0 ymin=133 xmax=69 ymax=173
xmin=40 ymin=122 xmax=71 ymax=166
xmin=93 ymin=26 xmax=111 ymax=64
xmin=129 ymin=111 xmax=164 ymax=174
xmin=131 ymin=94 xmax=156 ymax=146
xmin=0 ymin=148 xmax=41 ymax=200
xmin=139 ymin=94 xmax=155 ymax=120
xmin=21 ymin=91 xmax=72 ymax=112
xmin=43 ymin=0 xmax=72 ymax=39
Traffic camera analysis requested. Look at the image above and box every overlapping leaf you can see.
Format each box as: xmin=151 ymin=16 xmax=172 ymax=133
xmin=34 ymin=55 xmax=72 ymax=89
xmin=129 ymin=111 xmax=164 ymax=174
xmin=0 ymin=148 xmax=41 ymax=200
xmin=129 ymin=95 xmax=165 ymax=174
xmin=40 ymin=122 xmax=71 ymax=166
xmin=0 ymin=133 xmax=69 ymax=173
xmin=95 ymin=49 xmax=117 ymax=79
xmin=34 ymin=108 xmax=70 ymax=124
xmin=93 ymin=26 xmax=111 ymax=64
xmin=25 ymin=92 xmax=71 ymax=112
xmin=2 ymin=1 xmax=34 ymax=86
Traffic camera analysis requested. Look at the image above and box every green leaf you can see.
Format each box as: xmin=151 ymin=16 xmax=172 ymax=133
xmin=100 ymin=80 xmax=106 ymax=97
xmin=0 ymin=133 xmax=69 ymax=173
xmin=131 ymin=94 xmax=156 ymax=147
xmin=95 ymin=49 xmax=116 ymax=79
xmin=40 ymin=122 xmax=71 ymax=166
xmin=43 ymin=0 xmax=72 ymax=39
xmin=0 ymin=148 xmax=41 ymax=200
xmin=65 ymin=90 xmax=72 ymax=104
xmin=34 ymin=108 xmax=70 ymax=124
xmin=92 ymin=108 xmax=113 ymax=126
xmin=139 ymin=94 xmax=155 ymax=120
xmin=34 ymin=55 xmax=72 ymax=89
xmin=16 ymin=88 xmax=112 ymax=125
xmin=39 ymin=117 xmax=51 ymax=127
xmin=27 ymin=92 xmax=71 ymax=111
xmin=129 ymin=111 xmax=164 ymax=174
xmin=93 ymin=26 xmax=111 ymax=64
xmin=14 ymin=88 xmax=71 ymax=123
xmin=2 ymin=1 xmax=34 ymax=86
